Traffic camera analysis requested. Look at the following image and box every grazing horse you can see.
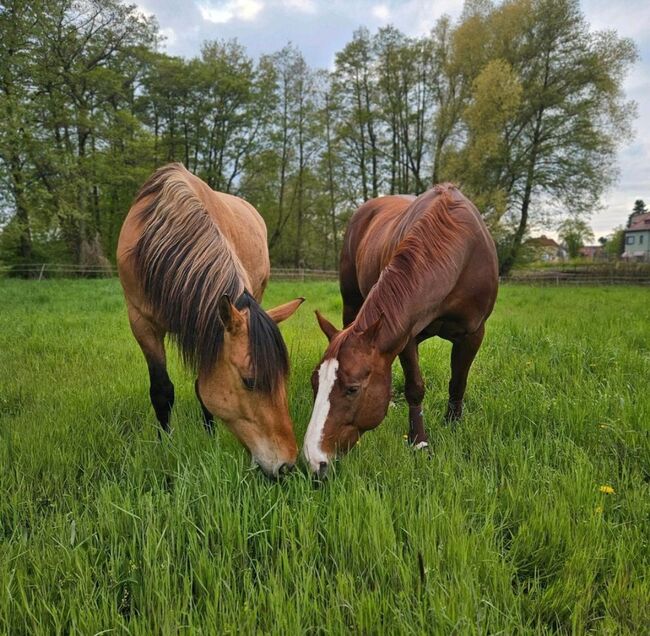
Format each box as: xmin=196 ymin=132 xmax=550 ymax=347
xmin=303 ymin=184 xmax=498 ymax=477
xmin=117 ymin=163 xmax=303 ymax=478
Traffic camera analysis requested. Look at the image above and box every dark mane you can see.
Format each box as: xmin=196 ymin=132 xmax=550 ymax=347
xmin=132 ymin=164 xmax=287 ymax=393
xmin=354 ymin=184 xmax=471 ymax=336
xmin=236 ymin=292 xmax=289 ymax=394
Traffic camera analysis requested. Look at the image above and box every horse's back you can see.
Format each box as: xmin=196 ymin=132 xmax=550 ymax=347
xmin=341 ymin=195 xmax=415 ymax=297
xmin=117 ymin=165 xmax=270 ymax=311
xmin=342 ymin=186 xmax=498 ymax=333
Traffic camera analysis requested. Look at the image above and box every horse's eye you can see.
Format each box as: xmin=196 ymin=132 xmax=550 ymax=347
xmin=242 ymin=377 xmax=256 ymax=391
xmin=345 ymin=385 xmax=360 ymax=396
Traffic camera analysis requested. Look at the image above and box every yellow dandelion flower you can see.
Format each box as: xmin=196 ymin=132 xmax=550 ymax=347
xmin=594 ymin=505 xmax=603 ymax=514
xmin=599 ymin=485 xmax=615 ymax=494
xmin=599 ymin=424 xmax=608 ymax=429
xmin=402 ymin=434 xmax=409 ymax=440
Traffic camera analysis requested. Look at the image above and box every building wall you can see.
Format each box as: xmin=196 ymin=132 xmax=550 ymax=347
xmin=624 ymin=230 xmax=650 ymax=258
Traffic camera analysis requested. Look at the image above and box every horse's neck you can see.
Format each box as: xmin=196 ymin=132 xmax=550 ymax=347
xmin=353 ymin=272 xmax=419 ymax=359
xmin=204 ymin=194 xmax=259 ymax=298
xmin=355 ymin=245 xmax=462 ymax=357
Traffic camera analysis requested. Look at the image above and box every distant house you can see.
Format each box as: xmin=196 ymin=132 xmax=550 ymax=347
xmin=579 ymin=245 xmax=606 ymax=261
xmin=525 ymin=235 xmax=567 ymax=262
xmin=623 ymin=212 xmax=650 ymax=261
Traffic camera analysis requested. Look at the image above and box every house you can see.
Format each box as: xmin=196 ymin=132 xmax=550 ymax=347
xmin=525 ymin=235 xmax=567 ymax=262
xmin=623 ymin=212 xmax=650 ymax=261
xmin=579 ymin=245 xmax=606 ymax=260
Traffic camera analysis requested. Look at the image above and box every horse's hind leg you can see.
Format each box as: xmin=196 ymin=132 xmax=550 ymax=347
xmin=127 ymin=304 xmax=175 ymax=434
xmin=445 ymin=324 xmax=485 ymax=422
xmin=340 ymin=254 xmax=364 ymax=328
xmin=399 ymin=338 xmax=428 ymax=449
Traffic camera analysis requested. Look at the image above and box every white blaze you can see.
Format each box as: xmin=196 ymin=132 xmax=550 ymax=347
xmin=303 ymin=358 xmax=339 ymax=472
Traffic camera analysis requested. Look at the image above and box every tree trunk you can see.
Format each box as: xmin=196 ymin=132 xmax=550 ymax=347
xmin=499 ymin=107 xmax=544 ymax=276
xmin=10 ymin=155 xmax=33 ymax=266
xmin=325 ymin=92 xmax=339 ymax=266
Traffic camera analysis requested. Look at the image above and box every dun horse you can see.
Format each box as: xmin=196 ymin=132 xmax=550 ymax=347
xmin=303 ymin=184 xmax=498 ymax=477
xmin=117 ymin=163 xmax=303 ymax=478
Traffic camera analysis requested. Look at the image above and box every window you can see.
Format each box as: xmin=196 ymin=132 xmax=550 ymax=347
xmin=626 ymin=235 xmax=635 ymax=245
xmin=640 ymin=234 xmax=644 ymax=245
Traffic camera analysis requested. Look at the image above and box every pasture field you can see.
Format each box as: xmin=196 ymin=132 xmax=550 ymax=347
xmin=0 ymin=279 xmax=649 ymax=634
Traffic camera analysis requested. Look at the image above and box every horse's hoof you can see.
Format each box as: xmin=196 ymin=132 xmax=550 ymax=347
xmin=414 ymin=441 xmax=429 ymax=450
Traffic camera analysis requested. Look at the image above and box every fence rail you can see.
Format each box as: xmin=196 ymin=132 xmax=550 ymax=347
xmin=2 ymin=264 xmax=650 ymax=285
xmin=270 ymin=268 xmax=339 ymax=281
xmin=505 ymin=271 xmax=650 ymax=286
xmin=0 ymin=263 xmax=115 ymax=279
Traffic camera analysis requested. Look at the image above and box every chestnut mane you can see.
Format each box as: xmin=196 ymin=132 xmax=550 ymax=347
xmin=353 ymin=184 xmax=471 ymax=336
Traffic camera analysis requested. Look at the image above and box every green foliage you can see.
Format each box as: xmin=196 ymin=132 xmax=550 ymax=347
xmin=0 ymin=0 xmax=639 ymax=272
xmin=0 ymin=279 xmax=649 ymax=632
xmin=602 ymin=227 xmax=626 ymax=258
xmin=628 ymin=199 xmax=648 ymax=228
xmin=447 ymin=58 xmax=523 ymax=224
xmin=558 ymin=218 xmax=595 ymax=258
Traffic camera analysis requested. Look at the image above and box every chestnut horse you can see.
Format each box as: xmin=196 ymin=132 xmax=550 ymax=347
xmin=303 ymin=184 xmax=498 ymax=477
xmin=117 ymin=163 xmax=303 ymax=478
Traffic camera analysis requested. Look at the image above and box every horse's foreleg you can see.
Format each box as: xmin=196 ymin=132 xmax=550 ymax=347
xmin=399 ymin=338 xmax=428 ymax=448
xmin=128 ymin=304 xmax=175 ymax=434
xmin=194 ymin=378 xmax=214 ymax=434
xmin=446 ymin=324 xmax=485 ymax=422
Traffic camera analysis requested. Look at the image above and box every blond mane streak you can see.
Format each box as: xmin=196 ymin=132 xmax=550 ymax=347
xmin=132 ymin=163 xmax=246 ymax=373
xmin=355 ymin=184 xmax=469 ymax=336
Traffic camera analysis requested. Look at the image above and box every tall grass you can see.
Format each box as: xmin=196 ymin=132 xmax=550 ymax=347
xmin=1 ymin=280 xmax=648 ymax=634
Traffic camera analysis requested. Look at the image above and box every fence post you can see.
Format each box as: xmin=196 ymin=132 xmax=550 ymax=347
xmin=38 ymin=264 xmax=46 ymax=280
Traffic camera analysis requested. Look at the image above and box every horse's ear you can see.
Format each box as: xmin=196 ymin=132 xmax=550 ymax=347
xmin=218 ymin=294 xmax=244 ymax=333
xmin=361 ymin=313 xmax=384 ymax=345
xmin=315 ymin=310 xmax=339 ymax=342
xmin=266 ymin=297 xmax=305 ymax=324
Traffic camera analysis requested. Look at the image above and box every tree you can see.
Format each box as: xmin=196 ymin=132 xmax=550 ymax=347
xmin=0 ymin=0 xmax=639 ymax=273
xmin=332 ymin=28 xmax=382 ymax=201
xmin=454 ymin=0 xmax=638 ymax=274
xmin=446 ymin=58 xmax=522 ymax=227
xmin=603 ymin=227 xmax=625 ymax=259
xmin=558 ymin=218 xmax=594 ymax=258
xmin=628 ymin=199 xmax=647 ymax=227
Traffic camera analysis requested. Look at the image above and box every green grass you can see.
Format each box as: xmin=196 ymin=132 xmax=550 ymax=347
xmin=1 ymin=279 xmax=649 ymax=634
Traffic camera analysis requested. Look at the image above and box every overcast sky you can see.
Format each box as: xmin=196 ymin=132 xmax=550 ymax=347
xmin=135 ymin=0 xmax=650 ymax=238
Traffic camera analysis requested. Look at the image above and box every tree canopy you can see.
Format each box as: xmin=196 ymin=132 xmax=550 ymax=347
xmin=0 ymin=0 xmax=638 ymax=273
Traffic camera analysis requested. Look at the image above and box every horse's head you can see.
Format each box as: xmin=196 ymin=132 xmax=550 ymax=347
xmin=303 ymin=311 xmax=393 ymax=477
xmin=198 ymin=295 xmax=304 ymax=479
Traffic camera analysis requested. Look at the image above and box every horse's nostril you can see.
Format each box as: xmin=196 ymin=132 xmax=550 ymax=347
xmin=278 ymin=462 xmax=294 ymax=476
xmin=317 ymin=461 xmax=328 ymax=479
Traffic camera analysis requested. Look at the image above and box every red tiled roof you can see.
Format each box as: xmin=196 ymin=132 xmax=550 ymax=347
xmin=579 ymin=245 xmax=603 ymax=256
xmin=628 ymin=212 xmax=650 ymax=231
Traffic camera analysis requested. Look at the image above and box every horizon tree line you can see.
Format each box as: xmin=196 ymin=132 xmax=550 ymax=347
xmin=0 ymin=0 xmax=638 ymax=274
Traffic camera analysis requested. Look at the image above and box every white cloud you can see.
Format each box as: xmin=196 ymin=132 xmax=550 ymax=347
xmin=199 ymin=0 xmax=264 ymax=24
xmin=372 ymin=4 xmax=391 ymax=21
xmin=280 ymin=0 xmax=317 ymax=13
xmin=159 ymin=26 xmax=177 ymax=45
xmin=133 ymin=2 xmax=155 ymax=19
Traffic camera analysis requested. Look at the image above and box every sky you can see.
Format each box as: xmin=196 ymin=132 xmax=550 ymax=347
xmin=134 ymin=0 xmax=650 ymax=239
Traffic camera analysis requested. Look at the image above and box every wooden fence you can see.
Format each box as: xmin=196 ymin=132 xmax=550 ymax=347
xmin=0 ymin=263 xmax=340 ymax=281
xmin=505 ymin=270 xmax=650 ymax=286
xmin=2 ymin=264 xmax=650 ymax=285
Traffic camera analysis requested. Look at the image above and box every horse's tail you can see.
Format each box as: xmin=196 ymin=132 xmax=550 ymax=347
xmin=131 ymin=163 xmax=245 ymax=371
